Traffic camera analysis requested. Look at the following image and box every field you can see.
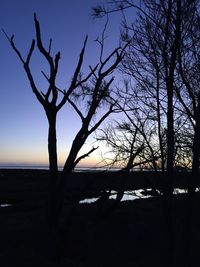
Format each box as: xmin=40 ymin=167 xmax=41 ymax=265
xmin=0 ymin=169 xmax=200 ymax=267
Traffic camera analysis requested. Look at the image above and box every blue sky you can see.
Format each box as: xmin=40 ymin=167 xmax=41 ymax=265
xmin=0 ymin=0 xmax=125 ymax=167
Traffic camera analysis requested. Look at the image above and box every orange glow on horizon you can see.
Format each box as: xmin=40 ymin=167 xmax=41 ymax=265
xmin=0 ymin=154 xmax=103 ymax=168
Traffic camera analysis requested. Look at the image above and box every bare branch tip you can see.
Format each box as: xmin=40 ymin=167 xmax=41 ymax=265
xmin=11 ymin=34 xmax=14 ymax=41
xmin=1 ymin=28 xmax=11 ymax=42
xmin=84 ymin=35 xmax=88 ymax=46
xmin=34 ymin=12 xmax=39 ymax=27
xmin=34 ymin=12 xmax=37 ymax=20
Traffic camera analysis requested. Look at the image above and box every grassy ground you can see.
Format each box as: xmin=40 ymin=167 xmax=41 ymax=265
xmin=0 ymin=169 xmax=199 ymax=267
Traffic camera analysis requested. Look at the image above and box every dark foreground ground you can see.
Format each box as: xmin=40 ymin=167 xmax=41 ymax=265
xmin=0 ymin=169 xmax=200 ymax=267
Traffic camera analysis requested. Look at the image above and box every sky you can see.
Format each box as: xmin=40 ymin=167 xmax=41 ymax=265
xmin=0 ymin=0 xmax=126 ymax=168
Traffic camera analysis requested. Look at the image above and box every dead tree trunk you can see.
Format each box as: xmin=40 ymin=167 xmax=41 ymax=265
xmin=46 ymin=110 xmax=58 ymax=173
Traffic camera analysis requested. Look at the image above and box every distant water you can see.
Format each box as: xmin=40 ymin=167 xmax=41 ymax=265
xmin=0 ymin=165 xmax=115 ymax=172
xmin=0 ymin=165 xmax=50 ymax=170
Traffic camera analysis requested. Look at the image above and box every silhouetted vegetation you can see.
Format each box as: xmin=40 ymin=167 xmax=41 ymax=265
xmin=93 ymin=0 xmax=200 ymax=182
xmin=93 ymin=1 xmax=200 ymax=189
xmin=92 ymin=0 xmax=200 ymax=265
xmin=4 ymin=13 xmax=127 ymax=228
xmin=2 ymin=0 xmax=200 ymax=266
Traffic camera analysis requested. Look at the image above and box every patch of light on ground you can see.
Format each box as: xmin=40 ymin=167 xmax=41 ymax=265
xmin=79 ymin=190 xmax=151 ymax=204
xmin=0 ymin=204 xmax=12 ymax=208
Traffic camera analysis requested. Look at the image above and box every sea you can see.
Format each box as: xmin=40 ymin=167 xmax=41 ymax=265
xmin=0 ymin=165 xmax=120 ymax=172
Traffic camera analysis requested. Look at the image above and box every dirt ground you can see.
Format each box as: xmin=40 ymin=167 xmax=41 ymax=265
xmin=0 ymin=169 xmax=200 ymax=267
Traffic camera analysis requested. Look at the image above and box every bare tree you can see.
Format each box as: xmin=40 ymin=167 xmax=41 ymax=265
xmin=123 ymin=0 xmax=182 ymax=195
xmin=4 ymin=14 xmax=128 ymax=230
xmin=3 ymin=14 xmax=96 ymax=174
xmin=97 ymin=120 xmax=145 ymax=170
xmin=174 ymin=0 xmax=200 ymax=194
xmin=92 ymin=1 xmax=200 ymax=265
xmin=92 ymin=3 xmax=189 ymax=265
xmin=54 ymin=40 xmax=127 ymax=227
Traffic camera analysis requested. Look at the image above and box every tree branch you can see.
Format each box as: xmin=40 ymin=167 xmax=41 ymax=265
xmin=88 ymin=104 xmax=116 ymax=135
xmin=74 ymin=146 xmax=99 ymax=166
xmin=2 ymin=29 xmax=45 ymax=105
xmin=68 ymin=97 xmax=85 ymax=122
xmin=34 ymin=13 xmax=54 ymax=67
xmin=56 ymin=36 xmax=88 ymax=111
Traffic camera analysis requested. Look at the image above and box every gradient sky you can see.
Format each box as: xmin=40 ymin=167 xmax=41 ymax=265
xmin=0 ymin=0 xmax=126 ymax=167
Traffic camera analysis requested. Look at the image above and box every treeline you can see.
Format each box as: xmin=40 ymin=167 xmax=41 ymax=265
xmin=95 ymin=0 xmax=200 ymax=177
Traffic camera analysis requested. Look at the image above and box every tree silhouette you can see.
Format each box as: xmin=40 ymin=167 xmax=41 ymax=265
xmin=93 ymin=0 xmax=186 ymax=191
xmin=53 ymin=39 xmax=127 ymax=227
xmin=174 ymin=1 xmax=200 ymax=194
xmin=93 ymin=1 xmax=200 ymax=265
xmin=4 ymin=13 xmax=96 ymax=174
xmin=4 ymin=13 xmax=129 ymax=258
xmin=4 ymin=13 xmax=128 ymax=228
xmin=124 ymin=0 xmax=181 ymax=197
